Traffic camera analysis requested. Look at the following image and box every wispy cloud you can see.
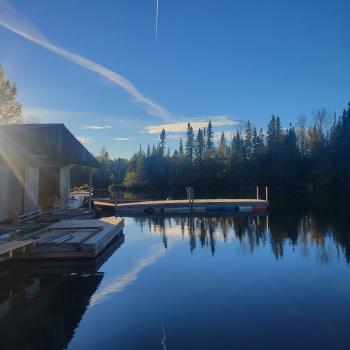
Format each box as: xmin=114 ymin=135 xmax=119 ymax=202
xmin=82 ymin=125 xmax=112 ymax=130
xmin=76 ymin=136 xmax=95 ymax=144
xmin=144 ymin=115 xmax=237 ymax=134
xmin=22 ymin=107 xmax=136 ymax=126
xmin=113 ymin=137 xmax=132 ymax=141
xmin=22 ymin=106 xmax=110 ymax=122
xmin=0 ymin=1 xmax=171 ymax=121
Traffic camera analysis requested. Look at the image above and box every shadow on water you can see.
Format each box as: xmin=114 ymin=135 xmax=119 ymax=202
xmin=0 ymin=235 xmax=125 ymax=350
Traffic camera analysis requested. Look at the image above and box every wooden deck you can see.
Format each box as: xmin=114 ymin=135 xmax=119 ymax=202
xmin=0 ymin=217 xmax=124 ymax=260
xmin=114 ymin=198 xmax=268 ymax=214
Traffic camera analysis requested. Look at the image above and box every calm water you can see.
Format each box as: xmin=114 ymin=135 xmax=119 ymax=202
xmin=1 ymin=195 xmax=350 ymax=349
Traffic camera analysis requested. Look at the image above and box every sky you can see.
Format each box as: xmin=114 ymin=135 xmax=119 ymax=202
xmin=0 ymin=0 xmax=349 ymax=158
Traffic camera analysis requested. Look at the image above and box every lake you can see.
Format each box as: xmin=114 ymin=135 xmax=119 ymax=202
xmin=1 ymin=194 xmax=350 ymax=349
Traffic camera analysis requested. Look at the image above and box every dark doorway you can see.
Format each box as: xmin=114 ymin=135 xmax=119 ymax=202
xmin=38 ymin=167 xmax=60 ymax=209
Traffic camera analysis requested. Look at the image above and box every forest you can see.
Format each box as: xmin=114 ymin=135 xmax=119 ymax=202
xmin=1 ymin=66 xmax=349 ymax=195
xmin=71 ymin=102 xmax=350 ymax=195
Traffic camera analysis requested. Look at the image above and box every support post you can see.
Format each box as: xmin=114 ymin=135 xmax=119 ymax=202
xmin=59 ymin=166 xmax=70 ymax=209
xmin=256 ymin=186 xmax=259 ymax=200
xmin=265 ymin=186 xmax=269 ymax=202
xmin=88 ymin=168 xmax=93 ymax=212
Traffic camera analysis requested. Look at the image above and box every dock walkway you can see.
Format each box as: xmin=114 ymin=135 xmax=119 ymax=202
xmin=0 ymin=217 xmax=124 ymax=260
xmin=114 ymin=198 xmax=268 ymax=214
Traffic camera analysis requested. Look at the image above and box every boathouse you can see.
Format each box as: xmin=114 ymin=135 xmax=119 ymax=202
xmin=0 ymin=124 xmax=100 ymax=222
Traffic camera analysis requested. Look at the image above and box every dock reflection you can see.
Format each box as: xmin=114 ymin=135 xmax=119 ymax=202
xmin=0 ymin=234 xmax=124 ymax=350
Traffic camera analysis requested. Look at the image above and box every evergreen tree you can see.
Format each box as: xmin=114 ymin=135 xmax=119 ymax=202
xmin=159 ymin=128 xmax=166 ymax=156
xmin=244 ymin=120 xmax=253 ymax=159
xmin=275 ymin=116 xmax=283 ymax=144
xmin=267 ymin=115 xmax=283 ymax=151
xmin=231 ymin=131 xmax=244 ymax=161
xmin=206 ymin=120 xmax=215 ymax=157
xmin=267 ymin=115 xmax=276 ymax=150
xmin=185 ymin=123 xmax=194 ymax=162
xmin=152 ymin=145 xmax=157 ymax=156
xmin=194 ymin=128 xmax=205 ymax=162
xmin=179 ymin=138 xmax=184 ymax=156
xmin=252 ymin=127 xmax=265 ymax=157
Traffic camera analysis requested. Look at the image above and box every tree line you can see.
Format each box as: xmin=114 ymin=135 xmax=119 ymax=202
xmin=74 ymin=101 xmax=350 ymax=194
xmin=2 ymin=66 xmax=349 ymax=193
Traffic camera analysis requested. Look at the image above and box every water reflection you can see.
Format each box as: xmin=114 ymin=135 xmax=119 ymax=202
xmin=0 ymin=269 xmax=103 ymax=350
xmin=133 ymin=208 xmax=350 ymax=264
xmin=1 ymin=193 xmax=350 ymax=350
xmin=0 ymin=235 xmax=124 ymax=350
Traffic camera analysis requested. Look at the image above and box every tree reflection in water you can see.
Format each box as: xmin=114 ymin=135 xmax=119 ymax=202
xmin=132 ymin=199 xmax=350 ymax=264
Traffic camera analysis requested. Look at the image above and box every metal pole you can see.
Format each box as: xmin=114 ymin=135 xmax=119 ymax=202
xmin=265 ymin=186 xmax=268 ymax=202
xmin=256 ymin=186 xmax=259 ymax=200
xmin=88 ymin=168 xmax=93 ymax=212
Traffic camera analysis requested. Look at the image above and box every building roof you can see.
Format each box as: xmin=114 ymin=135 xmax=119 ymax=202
xmin=0 ymin=124 xmax=100 ymax=168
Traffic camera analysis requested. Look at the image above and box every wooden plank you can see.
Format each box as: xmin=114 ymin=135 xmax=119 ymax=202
xmin=0 ymin=240 xmax=34 ymax=255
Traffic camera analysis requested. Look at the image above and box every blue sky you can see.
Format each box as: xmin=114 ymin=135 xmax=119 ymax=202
xmin=0 ymin=0 xmax=349 ymax=158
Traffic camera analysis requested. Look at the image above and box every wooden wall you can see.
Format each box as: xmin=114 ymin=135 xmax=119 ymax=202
xmin=0 ymin=162 xmax=25 ymax=221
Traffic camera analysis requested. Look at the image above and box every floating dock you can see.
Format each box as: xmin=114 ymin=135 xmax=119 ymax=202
xmin=0 ymin=217 xmax=124 ymax=260
xmin=113 ymin=199 xmax=268 ymax=215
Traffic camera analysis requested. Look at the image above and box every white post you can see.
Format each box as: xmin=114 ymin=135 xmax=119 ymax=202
xmin=265 ymin=186 xmax=269 ymax=202
xmin=24 ymin=166 xmax=40 ymax=214
xmin=88 ymin=168 xmax=93 ymax=212
xmin=59 ymin=167 xmax=70 ymax=209
xmin=256 ymin=186 xmax=259 ymax=200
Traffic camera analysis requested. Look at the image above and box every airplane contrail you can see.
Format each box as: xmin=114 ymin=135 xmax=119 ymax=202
xmin=0 ymin=1 xmax=171 ymax=121
xmin=156 ymin=0 xmax=159 ymax=40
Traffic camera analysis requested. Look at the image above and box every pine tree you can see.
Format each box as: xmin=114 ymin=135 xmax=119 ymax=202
xmin=151 ymin=144 xmax=157 ymax=156
xmin=231 ymin=131 xmax=243 ymax=161
xmin=267 ymin=115 xmax=276 ymax=150
xmin=185 ymin=123 xmax=194 ymax=162
xmin=244 ymin=120 xmax=253 ymax=159
xmin=275 ymin=116 xmax=283 ymax=144
xmin=159 ymin=128 xmax=166 ymax=156
xmin=179 ymin=138 xmax=184 ymax=156
xmin=206 ymin=120 xmax=215 ymax=157
xmin=267 ymin=115 xmax=283 ymax=151
xmin=252 ymin=127 xmax=264 ymax=157
xmin=194 ymin=128 xmax=205 ymax=162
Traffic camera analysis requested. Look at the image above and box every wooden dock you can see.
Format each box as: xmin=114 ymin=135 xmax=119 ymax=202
xmin=0 ymin=217 xmax=124 ymax=260
xmin=114 ymin=198 xmax=268 ymax=214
